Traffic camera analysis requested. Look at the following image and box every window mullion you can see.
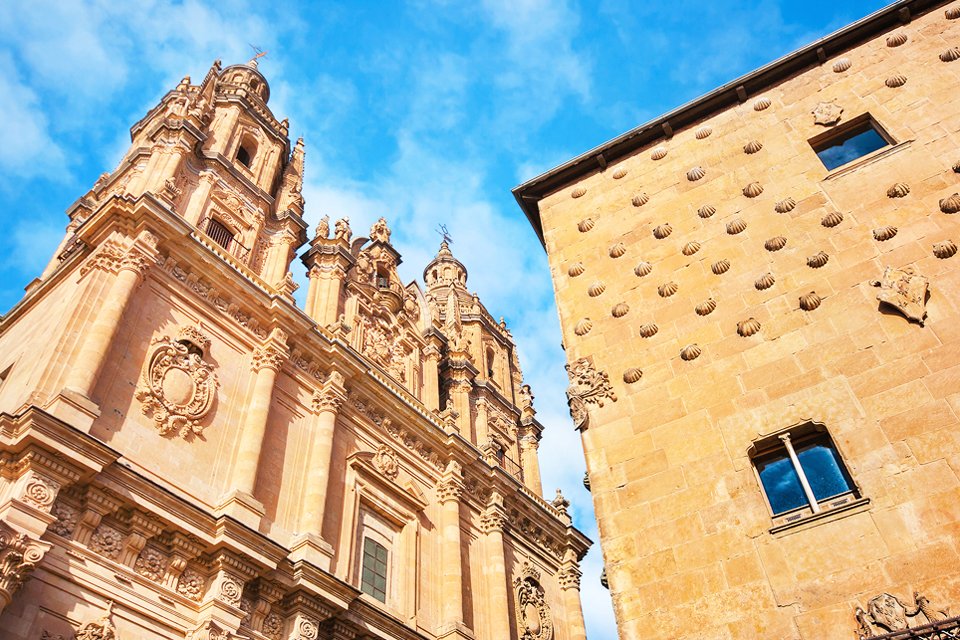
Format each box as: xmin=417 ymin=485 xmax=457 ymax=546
xmin=779 ymin=434 xmax=821 ymax=513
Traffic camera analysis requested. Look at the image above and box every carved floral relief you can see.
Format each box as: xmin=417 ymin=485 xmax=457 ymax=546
xmin=855 ymin=591 xmax=951 ymax=638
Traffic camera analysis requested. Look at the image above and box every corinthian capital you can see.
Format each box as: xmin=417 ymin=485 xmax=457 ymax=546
xmin=312 ymin=370 xmax=347 ymax=414
xmin=0 ymin=522 xmax=50 ymax=606
xmin=252 ymin=344 xmax=287 ymax=372
xmin=119 ymin=247 xmax=153 ymax=280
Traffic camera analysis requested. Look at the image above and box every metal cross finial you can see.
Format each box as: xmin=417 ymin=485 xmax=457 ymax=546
xmin=436 ymin=224 xmax=452 ymax=245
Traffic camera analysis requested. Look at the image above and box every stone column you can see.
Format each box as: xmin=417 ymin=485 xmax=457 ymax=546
xmin=519 ymin=434 xmax=543 ymax=496
xmin=481 ymin=493 xmax=511 ymax=635
xmin=437 ymin=461 xmax=470 ymax=638
xmin=300 ymin=372 xmax=347 ymax=534
xmin=559 ymin=552 xmax=587 ymax=640
xmin=263 ymin=233 xmax=296 ymax=290
xmin=422 ymin=343 xmax=442 ymax=411
xmin=183 ymin=169 xmax=218 ymax=226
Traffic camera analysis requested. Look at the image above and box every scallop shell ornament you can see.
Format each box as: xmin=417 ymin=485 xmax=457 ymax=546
xmin=727 ymin=218 xmax=748 ymax=235
xmin=940 ymin=193 xmax=960 ymax=213
xmin=651 ymin=146 xmax=668 ymax=160
xmin=743 ymin=182 xmax=764 ymax=198
xmin=940 ymin=47 xmax=960 ymax=62
xmin=695 ymin=126 xmax=713 ymax=140
xmin=639 ymin=323 xmax=659 ymax=338
xmin=568 ymin=262 xmax=585 ymax=277
xmin=578 ymin=218 xmax=595 ymax=233
xmin=612 ymin=167 xmax=628 ymax=179
xmin=653 ymin=223 xmax=673 ymax=239
xmin=623 ymin=368 xmax=643 ymax=384
xmin=634 ymin=261 xmax=653 ymax=277
xmin=632 ymin=192 xmax=650 ymax=207
xmin=682 ymin=241 xmax=701 ymax=256
xmin=695 ymin=298 xmax=717 ymax=316
xmin=743 ymin=140 xmax=764 ymax=154
xmin=755 ymin=273 xmax=776 ymax=290
xmin=687 ymin=166 xmax=706 ymax=182
xmin=775 ymin=198 xmax=796 ymax=214
xmin=954 ymin=161 xmax=960 ymax=174
xmin=885 ymin=74 xmax=907 ymax=88
xmin=753 ymin=97 xmax=772 ymax=111
xmin=588 ymin=281 xmax=606 ymax=297
xmin=680 ymin=344 xmax=702 ymax=361
xmin=711 ymin=259 xmax=731 ymax=275
xmin=609 ymin=243 xmax=627 ymax=258
xmin=948 ymin=7 xmax=960 ymax=18
xmin=765 ymin=236 xmax=787 ymax=251
xmin=612 ymin=302 xmax=630 ymax=318
xmin=833 ymin=57 xmax=852 ymax=73
xmin=698 ymin=205 xmax=716 ymax=219
xmin=807 ymin=251 xmax=830 ymax=268
xmin=574 ymin=318 xmax=593 ymax=336
xmin=658 ymin=282 xmax=679 ymax=298
xmin=571 ymin=186 xmax=587 ymax=199
xmin=934 ymin=240 xmax=958 ymax=259
xmin=799 ymin=291 xmax=822 ymax=311
xmin=821 ymin=211 xmax=844 ymax=228
xmin=737 ymin=317 xmax=762 ymax=337
xmin=887 ymin=183 xmax=910 ymax=198
xmin=886 ymin=32 xmax=908 ymax=47
xmin=873 ymin=226 xmax=898 ymax=241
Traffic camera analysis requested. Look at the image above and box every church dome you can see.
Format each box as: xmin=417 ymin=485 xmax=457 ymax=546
xmin=423 ymin=240 xmax=468 ymax=289
xmin=218 ymin=58 xmax=271 ymax=104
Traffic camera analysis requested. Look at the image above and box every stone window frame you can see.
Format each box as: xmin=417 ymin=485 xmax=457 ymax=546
xmin=809 ymin=113 xmax=904 ymax=176
xmin=748 ymin=421 xmax=869 ymax=534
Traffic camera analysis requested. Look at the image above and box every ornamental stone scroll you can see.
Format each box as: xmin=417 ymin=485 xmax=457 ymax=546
xmin=513 ymin=562 xmax=553 ymax=640
xmin=564 ymin=358 xmax=617 ymax=431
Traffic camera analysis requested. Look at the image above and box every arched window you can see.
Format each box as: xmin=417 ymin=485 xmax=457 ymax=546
xmin=486 ymin=347 xmax=496 ymax=379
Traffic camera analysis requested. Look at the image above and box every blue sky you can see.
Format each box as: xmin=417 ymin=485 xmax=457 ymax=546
xmin=0 ymin=0 xmax=890 ymax=636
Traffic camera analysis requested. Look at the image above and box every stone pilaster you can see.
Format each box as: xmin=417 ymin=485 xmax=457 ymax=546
xmin=480 ymin=492 xmax=511 ymax=636
xmin=437 ymin=461 xmax=472 ymax=639
xmin=519 ymin=434 xmax=543 ymax=496
xmin=559 ymin=551 xmax=587 ymax=640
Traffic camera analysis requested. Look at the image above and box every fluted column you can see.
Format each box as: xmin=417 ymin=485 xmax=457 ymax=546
xmin=559 ymin=552 xmax=587 ymax=640
xmin=519 ymin=434 xmax=543 ymax=496
xmin=300 ymin=372 xmax=346 ymax=534
xmin=481 ymin=493 xmax=511 ymax=636
xmin=422 ymin=344 xmax=441 ymax=411
xmin=437 ymin=461 xmax=469 ymax=637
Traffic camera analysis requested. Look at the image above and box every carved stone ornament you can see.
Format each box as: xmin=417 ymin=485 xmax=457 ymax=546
xmin=514 ymin=563 xmax=554 ymax=640
xmin=565 ymin=358 xmax=617 ymax=431
xmin=374 ymin=444 xmax=399 ymax=480
xmin=870 ymin=266 xmax=929 ymax=326
xmin=855 ymin=591 xmax=952 ymax=638
xmin=136 ymin=327 xmax=218 ymax=439
xmin=812 ymin=101 xmax=843 ymax=126
xmin=75 ymin=601 xmax=119 ymax=640
xmin=0 ymin=522 xmax=48 ymax=602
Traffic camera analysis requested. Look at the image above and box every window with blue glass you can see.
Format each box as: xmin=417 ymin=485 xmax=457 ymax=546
xmin=752 ymin=427 xmax=858 ymax=518
xmin=810 ymin=115 xmax=894 ymax=171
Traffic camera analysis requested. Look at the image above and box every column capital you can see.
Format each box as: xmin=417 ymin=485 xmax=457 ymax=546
xmin=311 ymin=371 xmax=346 ymax=414
xmin=437 ymin=476 xmax=464 ymax=504
xmin=252 ymin=344 xmax=288 ymax=372
xmin=558 ymin=564 xmax=582 ymax=591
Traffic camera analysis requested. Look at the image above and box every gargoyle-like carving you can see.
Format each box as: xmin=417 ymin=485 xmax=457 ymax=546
xmin=565 ymin=358 xmax=617 ymax=431
xmin=75 ymin=600 xmax=119 ymax=640
xmin=855 ymin=591 xmax=952 ymax=638
xmin=812 ymin=101 xmax=843 ymax=126
xmin=870 ymin=266 xmax=929 ymax=325
xmin=136 ymin=326 xmax=218 ymax=439
xmin=514 ymin=562 xmax=553 ymax=640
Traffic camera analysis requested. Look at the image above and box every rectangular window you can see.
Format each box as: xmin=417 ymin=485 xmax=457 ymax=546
xmin=360 ymin=537 xmax=388 ymax=603
xmin=810 ymin=115 xmax=894 ymax=170
xmin=205 ymin=218 xmax=235 ymax=251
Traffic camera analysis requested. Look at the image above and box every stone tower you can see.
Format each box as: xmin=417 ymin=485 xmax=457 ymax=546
xmin=0 ymin=58 xmax=590 ymax=640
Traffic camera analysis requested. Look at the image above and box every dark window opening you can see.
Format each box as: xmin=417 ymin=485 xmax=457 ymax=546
xmin=810 ymin=116 xmax=893 ymax=170
xmin=486 ymin=347 xmax=496 ymax=378
xmin=206 ymin=218 xmax=235 ymax=251
xmin=236 ymin=145 xmax=252 ymax=168
xmin=360 ymin=538 xmax=388 ymax=603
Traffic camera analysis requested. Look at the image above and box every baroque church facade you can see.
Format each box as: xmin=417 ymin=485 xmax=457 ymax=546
xmin=0 ymin=58 xmax=589 ymax=639
xmin=515 ymin=0 xmax=960 ymax=638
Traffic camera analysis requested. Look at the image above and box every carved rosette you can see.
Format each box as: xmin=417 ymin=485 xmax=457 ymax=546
xmin=0 ymin=522 xmax=49 ymax=604
xmin=177 ymin=567 xmax=206 ymax=601
xmin=565 ymin=358 xmax=617 ymax=431
xmin=373 ymin=445 xmax=400 ymax=480
xmin=217 ymin=574 xmax=244 ymax=607
xmin=134 ymin=546 xmax=167 ymax=582
xmin=136 ymin=329 xmax=218 ymax=439
xmin=513 ymin=563 xmax=554 ymax=640
xmin=19 ymin=473 xmax=61 ymax=513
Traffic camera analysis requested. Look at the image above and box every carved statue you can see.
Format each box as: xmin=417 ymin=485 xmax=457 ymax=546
xmin=75 ymin=600 xmax=119 ymax=640
xmin=334 ymin=217 xmax=352 ymax=243
xmin=369 ymin=217 xmax=391 ymax=243
xmin=551 ymin=489 xmax=570 ymax=514
xmin=519 ymin=384 xmax=534 ymax=410
xmin=315 ymin=214 xmax=330 ymax=240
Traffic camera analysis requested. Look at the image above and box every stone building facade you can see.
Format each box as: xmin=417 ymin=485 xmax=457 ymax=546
xmin=0 ymin=59 xmax=590 ymax=639
xmin=514 ymin=1 xmax=960 ymax=638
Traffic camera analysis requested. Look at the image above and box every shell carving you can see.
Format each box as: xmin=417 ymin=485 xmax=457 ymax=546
xmin=612 ymin=167 xmax=628 ymax=179
xmin=632 ymin=192 xmax=650 ymax=207
xmin=727 ymin=218 xmax=748 ymax=235
xmin=954 ymin=161 xmax=960 ymax=173
xmin=832 ymin=58 xmax=852 ymax=73
xmin=711 ymin=259 xmax=731 ymax=275
xmin=639 ymin=323 xmax=659 ymax=338
xmin=653 ymin=223 xmax=673 ymax=239
xmin=887 ymin=183 xmax=910 ymax=198
xmin=612 ymin=302 xmax=630 ymax=318
xmin=680 ymin=344 xmax=702 ymax=361
xmin=753 ymin=97 xmax=772 ymax=111
xmin=940 ymin=193 xmax=960 ymax=213
xmin=698 ymin=205 xmax=716 ymax=219
xmin=873 ymin=226 xmax=898 ymax=241
xmin=578 ymin=218 xmax=595 ymax=233
xmin=682 ymin=241 xmax=701 ymax=256
xmin=886 ymin=32 xmax=908 ymax=47
xmin=765 ymin=236 xmax=787 ymax=251
xmin=807 ymin=251 xmax=830 ymax=268
xmin=658 ymin=282 xmax=679 ymax=298
xmin=588 ymin=281 xmax=606 ymax=297
xmin=799 ymin=291 xmax=822 ymax=311
xmin=948 ymin=7 xmax=960 ymax=18
xmin=755 ymin=273 xmax=776 ymax=290
xmin=743 ymin=140 xmax=763 ymax=154
xmin=885 ymin=74 xmax=907 ymax=88
xmin=695 ymin=298 xmax=717 ymax=316
xmin=609 ymin=243 xmax=627 ymax=258
xmin=775 ymin=198 xmax=796 ymax=214
xmin=687 ymin=166 xmax=706 ymax=182
xmin=821 ymin=211 xmax=844 ymax=228
xmin=574 ymin=318 xmax=593 ymax=336
xmin=623 ymin=367 xmax=643 ymax=384
xmin=634 ymin=261 xmax=653 ymax=277
xmin=695 ymin=126 xmax=713 ymax=140
xmin=743 ymin=182 xmax=764 ymax=198
xmin=737 ymin=317 xmax=762 ymax=337
xmin=651 ymin=146 xmax=668 ymax=160
xmin=940 ymin=47 xmax=960 ymax=62
xmin=933 ymin=240 xmax=958 ymax=259
xmin=568 ymin=262 xmax=585 ymax=277
xmin=571 ymin=186 xmax=587 ymax=199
